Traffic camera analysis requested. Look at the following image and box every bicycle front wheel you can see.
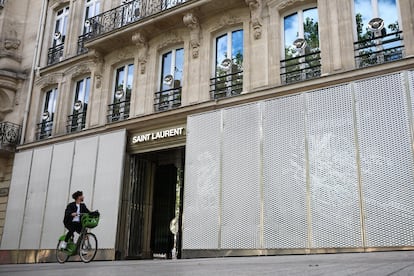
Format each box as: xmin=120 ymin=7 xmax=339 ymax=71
xmin=79 ymin=232 xmax=98 ymax=263
xmin=56 ymin=240 xmax=70 ymax=264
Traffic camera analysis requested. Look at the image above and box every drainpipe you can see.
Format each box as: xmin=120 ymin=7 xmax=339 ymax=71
xmin=20 ymin=0 xmax=48 ymax=145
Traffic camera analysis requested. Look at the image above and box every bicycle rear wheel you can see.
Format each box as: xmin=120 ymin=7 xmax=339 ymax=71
xmin=79 ymin=232 xmax=98 ymax=263
xmin=56 ymin=241 xmax=70 ymax=264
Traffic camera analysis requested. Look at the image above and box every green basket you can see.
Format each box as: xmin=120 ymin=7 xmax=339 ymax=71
xmin=81 ymin=212 xmax=100 ymax=228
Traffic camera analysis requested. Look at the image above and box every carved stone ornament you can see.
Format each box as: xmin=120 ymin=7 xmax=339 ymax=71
xmin=183 ymin=12 xmax=201 ymax=58
xmin=213 ymin=14 xmax=242 ymax=31
xmin=132 ymin=32 xmax=149 ymax=74
xmin=35 ymin=74 xmax=61 ymax=88
xmin=91 ymin=51 xmax=104 ymax=88
xmin=157 ymin=31 xmax=183 ymax=50
xmin=245 ymin=0 xmax=263 ymax=39
xmin=275 ymin=0 xmax=306 ymax=10
xmin=4 ymin=39 xmax=21 ymax=50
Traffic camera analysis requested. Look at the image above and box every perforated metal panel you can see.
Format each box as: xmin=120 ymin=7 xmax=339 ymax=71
xmin=263 ymin=95 xmax=308 ymax=249
xmin=40 ymin=142 xmax=74 ymax=249
xmin=355 ymin=73 xmax=414 ymax=247
xmin=183 ymin=111 xmax=221 ymax=249
xmin=221 ymin=103 xmax=261 ymax=249
xmin=306 ymin=85 xmax=363 ymax=248
xmin=20 ymin=147 xmax=53 ymax=249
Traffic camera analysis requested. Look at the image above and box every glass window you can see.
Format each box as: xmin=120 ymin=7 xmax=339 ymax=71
xmin=160 ymin=48 xmax=184 ymax=91
xmin=283 ymin=7 xmax=319 ymax=58
xmin=38 ymin=88 xmax=57 ymax=139
xmin=215 ymin=30 xmax=243 ymax=77
xmin=53 ymin=6 xmax=70 ymax=47
xmin=114 ymin=63 xmax=134 ymax=103
xmin=354 ymin=0 xmax=400 ymax=41
xmin=83 ymin=0 xmax=100 ymax=34
xmin=69 ymin=77 xmax=90 ymax=132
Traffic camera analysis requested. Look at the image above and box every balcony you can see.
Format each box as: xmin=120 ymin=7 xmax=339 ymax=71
xmin=86 ymin=0 xmax=190 ymax=41
xmin=280 ymin=51 xmax=321 ymax=85
xmin=354 ymin=30 xmax=404 ymax=68
xmin=77 ymin=33 xmax=91 ymax=55
xmin=36 ymin=120 xmax=53 ymax=140
xmin=154 ymin=87 xmax=182 ymax=112
xmin=0 ymin=122 xmax=21 ymax=152
xmin=107 ymin=100 xmax=130 ymax=123
xmin=210 ymin=71 xmax=243 ymax=100
xmin=47 ymin=44 xmax=64 ymax=65
xmin=67 ymin=111 xmax=87 ymax=133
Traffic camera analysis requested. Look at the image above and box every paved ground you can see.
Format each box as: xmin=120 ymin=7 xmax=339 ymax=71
xmin=1 ymin=251 xmax=414 ymax=276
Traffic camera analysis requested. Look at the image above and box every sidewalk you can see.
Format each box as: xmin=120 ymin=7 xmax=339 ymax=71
xmin=1 ymin=251 xmax=414 ymax=276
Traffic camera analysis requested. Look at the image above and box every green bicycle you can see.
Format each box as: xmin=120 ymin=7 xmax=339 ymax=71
xmin=56 ymin=211 xmax=100 ymax=263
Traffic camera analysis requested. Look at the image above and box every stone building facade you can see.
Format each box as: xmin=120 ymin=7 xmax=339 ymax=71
xmin=1 ymin=0 xmax=414 ymax=264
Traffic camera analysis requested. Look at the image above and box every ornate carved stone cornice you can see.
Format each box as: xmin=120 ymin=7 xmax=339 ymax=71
xmin=183 ymin=12 xmax=201 ymax=59
xmin=132 ymin=32 xmax=149 ymax=74
xmin=245 ymin=0 xmax=263 ymax=39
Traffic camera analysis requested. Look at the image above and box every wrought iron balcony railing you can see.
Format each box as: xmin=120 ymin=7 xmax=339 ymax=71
xmin=47 ymin=44 xmax=65 ymax=65
xmin=36 ymin=120 xmax=53 ymax=140
xmin=67 ymin=111 xmax=87 ymax=133
xmin=86 ymin=0 xmax=189 ymax=40
xmin=210 ymin=71 xmax=243 ymax=100
xmin=354 ymin=30 xmax=404 ymax=68
xmin=154 ymin=87 xmax=182 ymax=112
xmin=280 ymin=51 xmax=321 ymax=85
xmin=0 ymin=122 xmax=21 ymax=150
xmin=107 ymin=100 xmax=130 ymax=123
xmin=77 ymin=33 xmax=92 ymax=55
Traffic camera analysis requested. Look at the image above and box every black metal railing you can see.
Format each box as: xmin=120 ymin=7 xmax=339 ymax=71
xmin=154 ymin=87 xmax=182 ymax=112
xmin=77 ymin=33 xmax=91 ymax=55
xmin=67 ymin=111 xmax=87 ymax=133
xmin=107 ymin=100 xmax=130 ymax=123
xmin=0 ymin=122 xmax=21 ymax=150
xmin=86 ymin=0 xmax=190 ymax=40
xmin=354 ymin=30 xmax=404 ymax=68
xmin=36 ymin=120 xmax=53 ymax=140
xmin=47 ymin=44 xmax=65 ymax=65
xmin=280 ymin=51 xmax=321 ymax=84
xmin=210 ymin=71 xmax=243 ymax=99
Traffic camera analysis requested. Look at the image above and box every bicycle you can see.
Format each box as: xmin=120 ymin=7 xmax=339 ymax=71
xmin=56 ymin=211 xmax=100 ymax=263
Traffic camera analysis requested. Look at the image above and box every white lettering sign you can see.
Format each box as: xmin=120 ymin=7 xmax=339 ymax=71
xmin=132 ymin=127 xmax=185 ymax=144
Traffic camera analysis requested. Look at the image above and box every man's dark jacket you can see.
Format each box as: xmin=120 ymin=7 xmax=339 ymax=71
xmin=63 ymin=202 xmax=90 ymax=226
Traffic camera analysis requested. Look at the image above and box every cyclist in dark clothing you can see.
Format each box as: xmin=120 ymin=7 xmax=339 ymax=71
xmin=60 ymin=191 xmax=90 ymax=249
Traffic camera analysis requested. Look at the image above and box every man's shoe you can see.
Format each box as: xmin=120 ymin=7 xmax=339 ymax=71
xmin=59 ymin=241 xmax=67 ymax=249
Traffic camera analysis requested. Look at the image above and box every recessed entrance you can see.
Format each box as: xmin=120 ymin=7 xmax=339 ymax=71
xmin=117 ymin=147 xmax=185 ymax=260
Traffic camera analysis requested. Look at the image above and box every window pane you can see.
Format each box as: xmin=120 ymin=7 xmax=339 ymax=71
xmin=161 ymin=51 xmax=172 ymax=90
xmin=354 ymin=0 xmax=373 ymax=40
xmin=115 ymin=67 xmax=125 ymax=101
xmin=216 ymin=34 xmax=228 ymax=76
xmin=303 ymin=8 xmax=319 ymax=49
xmin=378 ymin=0 xmax=399 ymax=33
xmin=232 ymin=30 xmax=243 ymax=71
xmin=284 ymin=12 xmax=299 ymax=56
xmin=126 ymin=64 xmax=134 ymax=100
xmin=174 ymin=48 xmax=184 ymax=87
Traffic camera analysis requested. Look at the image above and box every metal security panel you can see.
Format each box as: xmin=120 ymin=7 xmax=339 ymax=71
xmin=93 ymin=130 xmax=126 ymax=249
xmin=221 ymin=103 xmax=261 ymax=249
xmin=263 ymin=94 xmax=308 ymax=249
xmin=183 ymin=111 xmax=222 ymax=249
xmin=1 ymin=151 xmax=33 ymax=249
xmin=40 ymin=142 xmax=74 ymax=249
xmin=306 ymin=85 xmax=363 ymax=248
xmin=69 ymin=136 xmax=99 ymax=208
xmin=355 ymin=73 xmax=414 ymax=247
xmin=20 ymin=147 xmax=53 ymax=249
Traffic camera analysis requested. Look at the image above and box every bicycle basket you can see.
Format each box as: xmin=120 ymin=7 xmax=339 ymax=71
xmin=81 ymin=212 xmax=100 ymax=228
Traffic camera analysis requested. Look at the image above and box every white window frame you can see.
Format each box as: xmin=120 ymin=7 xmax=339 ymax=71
xmin=52 ymin=6 xmax=70 ymax=47
xmin=159 ymin=47 xmax=184 ymax=91
xmin=113 ymin=63 xmax=134 ymax=103
xmin=41 ymin=87 xmax=58 ymax=123
xmin=280 ymin=5 xmax=319 ymax=59
xmin=212 ymin=28 xmax=244 ymax=78
xmin=83 ymin=0 xmax=100 ymax=34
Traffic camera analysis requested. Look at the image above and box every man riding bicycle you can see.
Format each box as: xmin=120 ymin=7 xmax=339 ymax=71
xmin=60 ymin=191 xmax=90 ymax=249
